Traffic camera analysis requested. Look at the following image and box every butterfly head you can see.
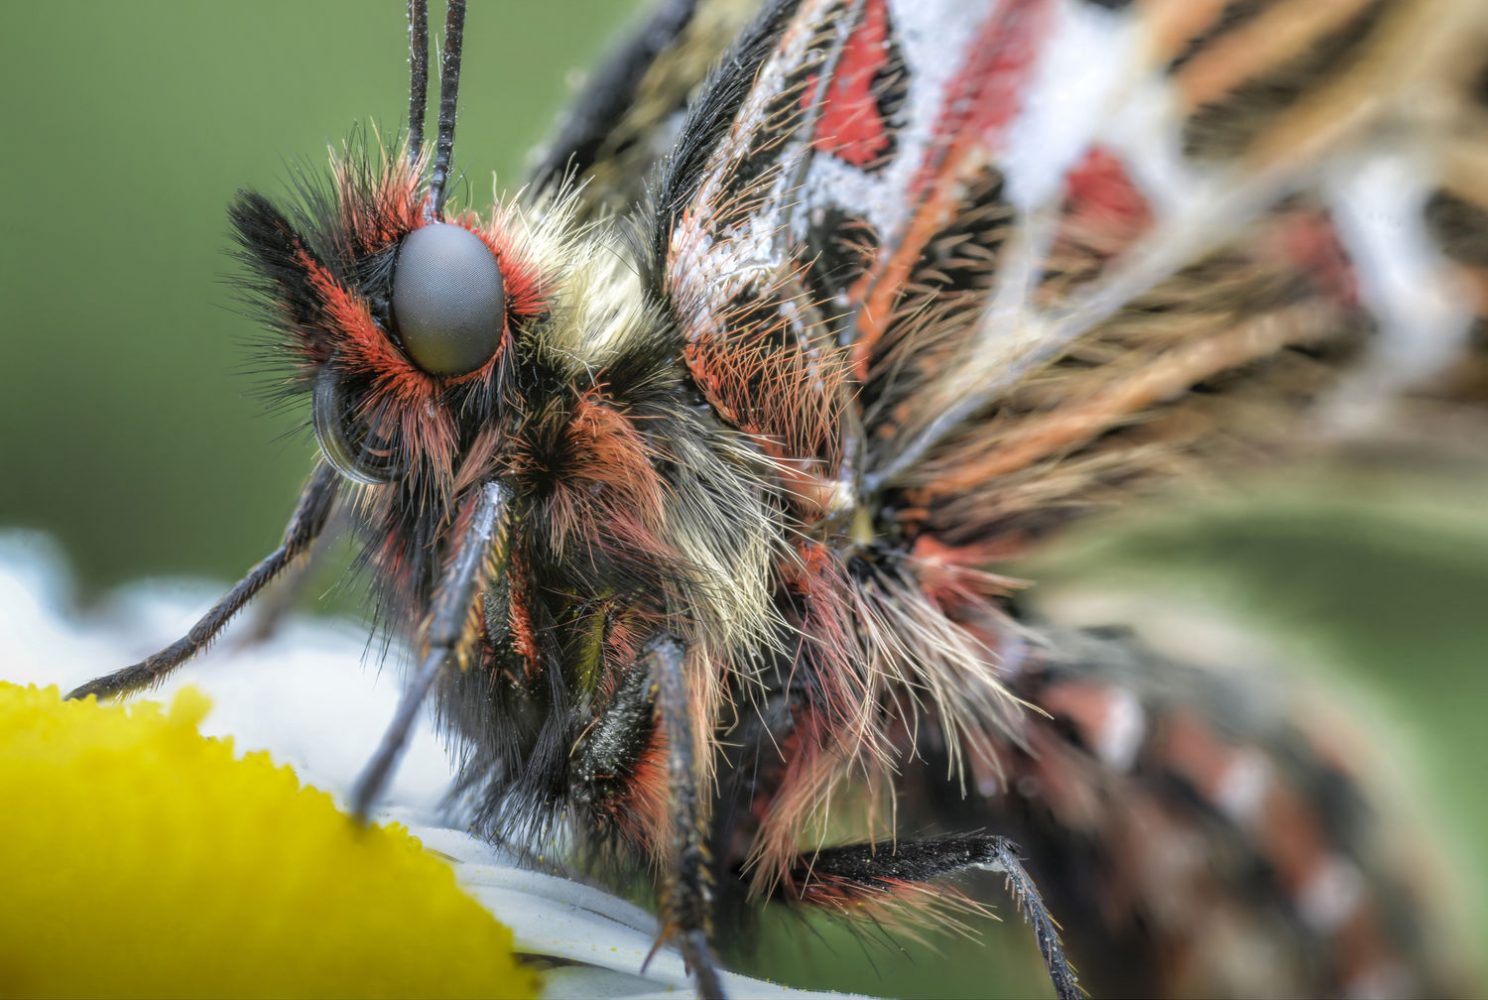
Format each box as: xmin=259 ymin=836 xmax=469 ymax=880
xmin=228 ymin=142 xmax=563 ymax=491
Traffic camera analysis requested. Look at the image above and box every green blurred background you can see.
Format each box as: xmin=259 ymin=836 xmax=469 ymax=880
xmin=1 ymin=3 xmax=1483 ymax=997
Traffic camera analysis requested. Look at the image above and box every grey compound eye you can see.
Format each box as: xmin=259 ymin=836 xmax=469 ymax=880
xmin=391 ymin=223 xmax=505 ymax=376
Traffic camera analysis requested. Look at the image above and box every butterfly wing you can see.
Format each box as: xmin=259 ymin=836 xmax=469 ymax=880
xmin=653 ymin=0 xmax=1484 ymax=994
xmin=664 ymin=0 xmax=1486 ymax=545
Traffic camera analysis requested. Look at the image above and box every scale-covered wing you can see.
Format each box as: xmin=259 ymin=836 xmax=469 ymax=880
xmin=660 ymin=0 xmax=1488 ymax=547
xmin=650 ymin=2 xmax=1484 ymax=995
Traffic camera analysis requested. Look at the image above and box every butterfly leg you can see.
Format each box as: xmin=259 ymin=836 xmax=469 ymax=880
xmin=772 ymin=836 xmax=1080 ymax=1000
xmin=349 ymin=480 xmax=510 ymax=820
xmin=645 ymin=634 xmax=728 ymax=1000
xmin=66 ymin=462 xmax=340 ymax=702
xmin=237 ymin=503 xmax=348 ymax=648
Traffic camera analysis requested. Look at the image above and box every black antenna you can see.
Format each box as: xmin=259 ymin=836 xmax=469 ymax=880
xmin=428 ymin=0 xmax=467 ymax=220
xmin=406 ymin=0 xmax=429 ymax=165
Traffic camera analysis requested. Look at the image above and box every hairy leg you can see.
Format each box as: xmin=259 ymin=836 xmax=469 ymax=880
xmin=770 ymin=836 xmax=1080 ymax=1000
xmin=67 ymin=463 xmax=339 ymax=702
xmin=646 ymin=635 xmax=727 ymax=1000
xmin=350 ymin=480 xmax=510 ymax=819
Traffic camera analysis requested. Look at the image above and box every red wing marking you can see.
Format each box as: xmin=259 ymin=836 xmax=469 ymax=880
xmin=1035 ymin=146 xmax=1155 ymax=304
xmin=1059 ymin=147 xmax=1155 ymax=252
xmin=848 ymin=0 xmax=1054 ymax=379
xmin=804 ymin=0 xmax=892 ymax=167
xmin=908 ymin=0 xmax=1052 ymax=198
xmin=1265 ymin=212 xmax=1359 ymax=305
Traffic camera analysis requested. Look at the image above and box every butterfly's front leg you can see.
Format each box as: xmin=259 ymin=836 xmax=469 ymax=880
xmin=237 ymin=502 xmax=351 ymax=649
xmin=67 ymin=462 xmax=341 ymax=702
xmin=350 ymin=480 xmax=511 ymax=820
xmin=768 ymin=837 xmax=1081 ymax=1000
xmin=645 ymin=635 xmax=728 ymax=1000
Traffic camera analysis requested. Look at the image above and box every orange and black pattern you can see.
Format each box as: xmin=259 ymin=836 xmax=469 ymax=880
xmin=76 ymin=1 xmax=1485 ymax=996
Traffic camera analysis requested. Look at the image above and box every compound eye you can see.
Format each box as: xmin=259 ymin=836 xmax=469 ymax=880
xmin=391 ymin=223 xmax=505 ymax=376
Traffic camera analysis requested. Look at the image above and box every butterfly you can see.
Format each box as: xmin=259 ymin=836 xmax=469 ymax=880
xmin=71 ymin=0 xmax=1486 ymax=996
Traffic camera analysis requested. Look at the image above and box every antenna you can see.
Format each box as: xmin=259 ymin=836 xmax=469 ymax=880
xmin=428 ymin=0 xmax=467 ymax=219
xmin=406 ymin=0 xmax=429 ymax=164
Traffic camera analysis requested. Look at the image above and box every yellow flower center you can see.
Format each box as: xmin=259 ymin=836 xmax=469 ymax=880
xmin=0 ymin=682 xmax=538 ymax=999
